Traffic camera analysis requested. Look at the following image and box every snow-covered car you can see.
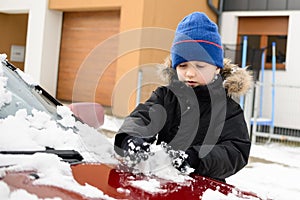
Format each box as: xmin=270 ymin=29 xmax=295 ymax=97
xmin=0 ymin=54 xmax=265 ymax=200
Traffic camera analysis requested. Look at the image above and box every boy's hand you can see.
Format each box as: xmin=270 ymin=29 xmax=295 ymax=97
xmin=123 ymin=138 xmax=153 ymax=167
xmin=161 ymin=142 xmax=193 ymax=174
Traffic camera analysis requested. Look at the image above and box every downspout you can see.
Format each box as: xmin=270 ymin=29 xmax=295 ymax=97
xmin=136 ymin=69 xmax=143 ymax=106
xmin=207 ymin=0 xmax=224 ymax=28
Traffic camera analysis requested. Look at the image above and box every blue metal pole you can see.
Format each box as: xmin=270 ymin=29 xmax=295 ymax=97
xmin=259 ymin=50 xmax=265 ymax=117
xmin=240 ymin=36 xmax=248 ymax=109
xmin=241 ymin=36 xmax=248 ymax=69
xmin=271 ymin=42 xmax=276 ymax=128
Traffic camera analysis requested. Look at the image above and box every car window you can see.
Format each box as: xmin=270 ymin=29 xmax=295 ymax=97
xmin=0 ymin=61 xmax=59 ymax=120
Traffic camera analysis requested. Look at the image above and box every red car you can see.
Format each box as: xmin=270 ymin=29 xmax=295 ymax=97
xmin=2 ymin=162 xmax=264 ymax=200
xmin=0 ymin=56 xmax=265 ymax=200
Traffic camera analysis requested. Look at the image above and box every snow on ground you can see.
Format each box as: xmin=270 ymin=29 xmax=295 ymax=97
xmin=101 ymin=115 xmax=124 ymax=133
xmin=227 ymin=143 xmax=300 ymax=200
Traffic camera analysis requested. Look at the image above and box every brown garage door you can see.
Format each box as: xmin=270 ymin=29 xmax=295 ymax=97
xmin=57 ymin=11 xmax=120 ymax=106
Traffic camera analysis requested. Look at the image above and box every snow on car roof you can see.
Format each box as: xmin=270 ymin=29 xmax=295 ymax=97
xmin=15 ymin=68 xmax=38 ymax=86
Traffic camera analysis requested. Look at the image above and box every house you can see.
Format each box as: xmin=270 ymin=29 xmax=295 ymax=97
xmin=1 ymin=0 xmax=300 ymax=138
xmin=0 ymin=0 xmax=219 ymax=117
xmin=221 ymin=0 xmax=300 ymax=141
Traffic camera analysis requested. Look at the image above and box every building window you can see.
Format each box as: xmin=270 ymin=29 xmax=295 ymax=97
xmin=238 ymin=16 xmax=288 ymax=70
xmin=239 ymin=35 xmax=287 ymax=70
xmin=266 ymin=35 xmax=287 ymax=65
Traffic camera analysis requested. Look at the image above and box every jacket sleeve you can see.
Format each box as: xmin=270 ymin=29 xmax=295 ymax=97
xmin=187 ymin=101 xmax=251 ymax=181
xmin=114 ymin=87 xmax=166 ymax=156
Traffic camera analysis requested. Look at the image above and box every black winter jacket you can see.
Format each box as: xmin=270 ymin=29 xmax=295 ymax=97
xmin=115 ymin=58 xmax=252 ymax=181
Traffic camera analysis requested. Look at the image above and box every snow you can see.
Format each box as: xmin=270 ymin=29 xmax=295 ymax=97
xmin=202 ymin=188 xmax=261 ymax=200
xmin=1 ymin=109 xmax=300 ymax=200
xmin=0 ymin=105 xmax=190 ymax=198
xmin=249 ymin=143 xmax=300 ymax=168
xmin=15 ymin=68 xmax=38 ymax=86
xmin=105 ymin=116 xmax=300 ymax=200
xmin=124 ymin=145 xmax=194 ymax=183
xmin=0 ymin=54 xmax=12 ymax=109
xmin=0 ymin=153 xmax=112 ymax=199
xmin=0 ymin=181 xmax=61 ymax=200
xmin=0 ymin=108 xmax=118 ymax=199
xmin=100 ymin=114 xmax=123 ymax=133
xmin=116 ymin=187 xmax=131 ymax=196
xmin=56 ymin=105 xmax=76 ymax=128
xmin=129 ymin=178 xmax=167 ymax=194
xmin=227 ymin=144 xmax=300 ymax=200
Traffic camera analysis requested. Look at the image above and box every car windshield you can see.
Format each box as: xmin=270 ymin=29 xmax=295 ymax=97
xmin=0 ymin=60 xmax=59 ymax=120
xmin=0 ymin=57 xmax=117 ymax=162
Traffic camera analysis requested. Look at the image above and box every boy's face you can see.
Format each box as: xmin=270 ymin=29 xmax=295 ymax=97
xmin=176 ymin=61 xmax=219 ymax=87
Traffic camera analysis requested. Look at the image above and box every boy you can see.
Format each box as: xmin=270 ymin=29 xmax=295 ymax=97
xmin=114 ymin=12 xmax=251 ymax=182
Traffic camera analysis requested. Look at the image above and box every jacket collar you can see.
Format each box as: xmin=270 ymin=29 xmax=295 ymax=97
xmin=158 ymin=56 xmax=252 ymax=98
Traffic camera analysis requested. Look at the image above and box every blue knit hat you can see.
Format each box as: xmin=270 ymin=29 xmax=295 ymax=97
xmin=171 ymin=12 xmax=223 ymax=69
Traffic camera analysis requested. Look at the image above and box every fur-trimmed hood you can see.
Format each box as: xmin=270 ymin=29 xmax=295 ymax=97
xmin=157 ymin=56 xmax=253 ymax=97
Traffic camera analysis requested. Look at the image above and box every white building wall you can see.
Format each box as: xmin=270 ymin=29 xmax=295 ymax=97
xmin=221 ymin=11 xmax=300 ymax=129
xmin=0 ymin=0 xmax=62 ymax=96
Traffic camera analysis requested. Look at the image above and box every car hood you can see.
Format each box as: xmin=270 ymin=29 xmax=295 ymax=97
xmin=1 ymin=162 xmax=263 ymax=200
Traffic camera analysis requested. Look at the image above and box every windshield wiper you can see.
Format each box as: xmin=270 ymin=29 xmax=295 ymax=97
xmin=0 ymin=149 xmax=83 ymax=164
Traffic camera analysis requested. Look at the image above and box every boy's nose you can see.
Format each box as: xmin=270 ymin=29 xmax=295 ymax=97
xmin=185 ymin=67 xmax=195 ymax=78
